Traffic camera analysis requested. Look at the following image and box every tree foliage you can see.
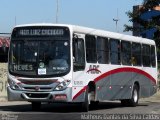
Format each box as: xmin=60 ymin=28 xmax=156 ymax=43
xmin=124 ymin=0 xmax=160 ymax=47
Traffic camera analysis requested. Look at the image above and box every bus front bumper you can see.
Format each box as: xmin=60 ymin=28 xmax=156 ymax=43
xmin=7 ymin=86 xmax=73 ymax=102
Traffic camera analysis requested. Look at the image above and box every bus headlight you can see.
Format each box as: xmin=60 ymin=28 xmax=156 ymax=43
xmin=9 ymin=79 xmax=22 ymax=90
xmin=55 ymin=80 xmax=71 ymax=91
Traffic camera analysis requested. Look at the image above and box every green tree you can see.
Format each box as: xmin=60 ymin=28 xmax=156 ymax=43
xmin=124 ymin=0 xmax=160 ymax=47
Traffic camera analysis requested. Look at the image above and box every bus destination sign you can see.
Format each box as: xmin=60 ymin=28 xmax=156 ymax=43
xmin=12 ymin=26 xmax=70 ymax=38
xmin=18 ymin=29 xmax=64 ymax=36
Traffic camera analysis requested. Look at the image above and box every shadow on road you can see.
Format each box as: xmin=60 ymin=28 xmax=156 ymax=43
xmin=0 ymin=101 xmax=149 ymax=113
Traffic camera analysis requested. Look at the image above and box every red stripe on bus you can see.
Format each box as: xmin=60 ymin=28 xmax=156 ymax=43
xmin=94 ymin=67 xmax=156 ymax=84
xmin=87 ymin=68 xmax=101 ymax=73
xmin=73 ymin=86 xmax=87 ymax=100
xmin=73 ymin=67 xmax=156 ymax=100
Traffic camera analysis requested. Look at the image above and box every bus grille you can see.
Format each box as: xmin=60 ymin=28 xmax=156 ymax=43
xmin=18 ymin=79 xmax=59 ymax=92
xmin=25 ymin=93 xmax=49 ymax=98
xmin=23 ymin=87 xmax=53 ymax=91
xmin=18 ymin=79 xmax=58 ymax=85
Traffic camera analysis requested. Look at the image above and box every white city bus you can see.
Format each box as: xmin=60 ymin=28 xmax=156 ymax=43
xmin=7 ymin=24 xmax=158 ymax=111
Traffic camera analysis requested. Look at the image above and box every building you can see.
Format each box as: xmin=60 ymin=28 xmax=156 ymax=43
xmin=133 ymin=5 xmax=160 ymax=39
xmin=0 ymin=36 xmax=10 ymax=62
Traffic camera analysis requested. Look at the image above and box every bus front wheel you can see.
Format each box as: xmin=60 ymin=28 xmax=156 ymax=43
xmin=81 ymin=87 xmax=90 ymax=112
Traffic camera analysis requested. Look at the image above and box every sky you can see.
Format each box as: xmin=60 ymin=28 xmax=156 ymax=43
xmin=0 ymin=0 xmax=143 ymax=34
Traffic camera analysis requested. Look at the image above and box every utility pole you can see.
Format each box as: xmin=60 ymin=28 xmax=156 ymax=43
xmin=56 ymin=0 xmax=59 ymax=23
xmin=113 ymin=9 xmax=119 ymax=32
xmin=15 ymin=16 xmax=17 ymax=26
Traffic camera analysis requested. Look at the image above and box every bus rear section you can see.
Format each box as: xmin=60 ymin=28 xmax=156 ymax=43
xmin=71 ymin=32 xmax=157 ymax=112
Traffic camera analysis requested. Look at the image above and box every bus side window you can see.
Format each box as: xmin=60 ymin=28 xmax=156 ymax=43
xmin=85 ymin=35 xmax=97 ymax=63
xmin=97 ymin=36 xmax=109 ymax=64
xmin=73 ymin=37 xmax=85 ymax=71
xmin=110 ymin=39 xmax=121 ymax=65
xmin=121 ymin=41 xmax=131 ymax=65
xmin=132 ymin=42 xmax=141 ymax=66
xmin=151 ymin=45 xmax=156 ymax=67
xmin=142 ymin=44 xmax=151 ymax=67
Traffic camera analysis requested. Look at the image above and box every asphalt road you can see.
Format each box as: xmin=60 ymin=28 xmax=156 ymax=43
xmin=0 ymin=91 xmax=159 ymax=120
xmin=0 ymin=99 xmax=160 ymax=120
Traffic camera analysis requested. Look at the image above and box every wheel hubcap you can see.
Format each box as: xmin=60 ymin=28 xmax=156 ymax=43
xmin=133 ymin=90 xmax=138 ymax=102
xmin=88 ymin=93 xmax=91 ymax=104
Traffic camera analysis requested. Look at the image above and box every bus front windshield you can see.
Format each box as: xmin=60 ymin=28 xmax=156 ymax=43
xmin=9 ymin=40 xmax=70 ymax=77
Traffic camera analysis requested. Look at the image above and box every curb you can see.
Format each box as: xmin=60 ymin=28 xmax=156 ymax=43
xmin=140 ymin=90 xmax=160 ymax=103
xmin=0 ymin=96 xmax=7 ymax=102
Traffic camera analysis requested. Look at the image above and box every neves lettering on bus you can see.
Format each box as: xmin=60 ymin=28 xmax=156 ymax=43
xmin=13 ymin=65 xmax=33 ymax=71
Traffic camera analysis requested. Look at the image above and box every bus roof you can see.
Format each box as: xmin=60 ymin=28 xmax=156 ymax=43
xmin=14 ymin=23 xmax=155 ymax=45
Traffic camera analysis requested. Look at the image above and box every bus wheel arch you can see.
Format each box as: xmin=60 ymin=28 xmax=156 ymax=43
xmin=88 ymin=81 xmax=96 ymax=94
xmin=134 ymin=81 xmax=140 ymax=92
xmin=81 ymin=81 xmax=96 ymax=112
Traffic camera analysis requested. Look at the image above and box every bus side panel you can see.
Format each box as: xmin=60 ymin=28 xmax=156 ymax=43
xmin=95 ymin=76 xmax=111 ymax=101
xmin=138 ymin=78 xmax=157 ymax=98
xmin=72 ymin=87 xmax=86 ymax=102
xmin=95 ymin=71 xmax=156 ymax=101
xmin=139 ymin=68 xmax=157 ymax=98
xmin=96 ymin=72 xmax=133 ymax=100
xmin=132 ymin=72 xmax=156 ymax=98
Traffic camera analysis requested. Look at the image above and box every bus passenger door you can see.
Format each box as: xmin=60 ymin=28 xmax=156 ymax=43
xmin=72 ymin=34 xmax=86 ymax=102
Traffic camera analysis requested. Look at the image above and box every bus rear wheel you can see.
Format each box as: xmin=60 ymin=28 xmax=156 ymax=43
xmin=121 ymin=84 xmax=139 ymax=107
xmin=129 ymin=84 xmax=139 ymax=107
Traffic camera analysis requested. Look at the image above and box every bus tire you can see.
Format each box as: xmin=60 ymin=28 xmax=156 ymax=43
xmin=90 ymin=101 xmax=99 ymax=109
xmin=121 ymin=99 xmax=129 ymax=106
xmin=91 ymin=101 xmax=99 ymax=106
xmin=128 ymin=84 xmax=139 ymax=107
xmin=81 ymin=87 xmax=89 ymax=112
xmin=32 ymin=102 xmax=41 ymax=111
